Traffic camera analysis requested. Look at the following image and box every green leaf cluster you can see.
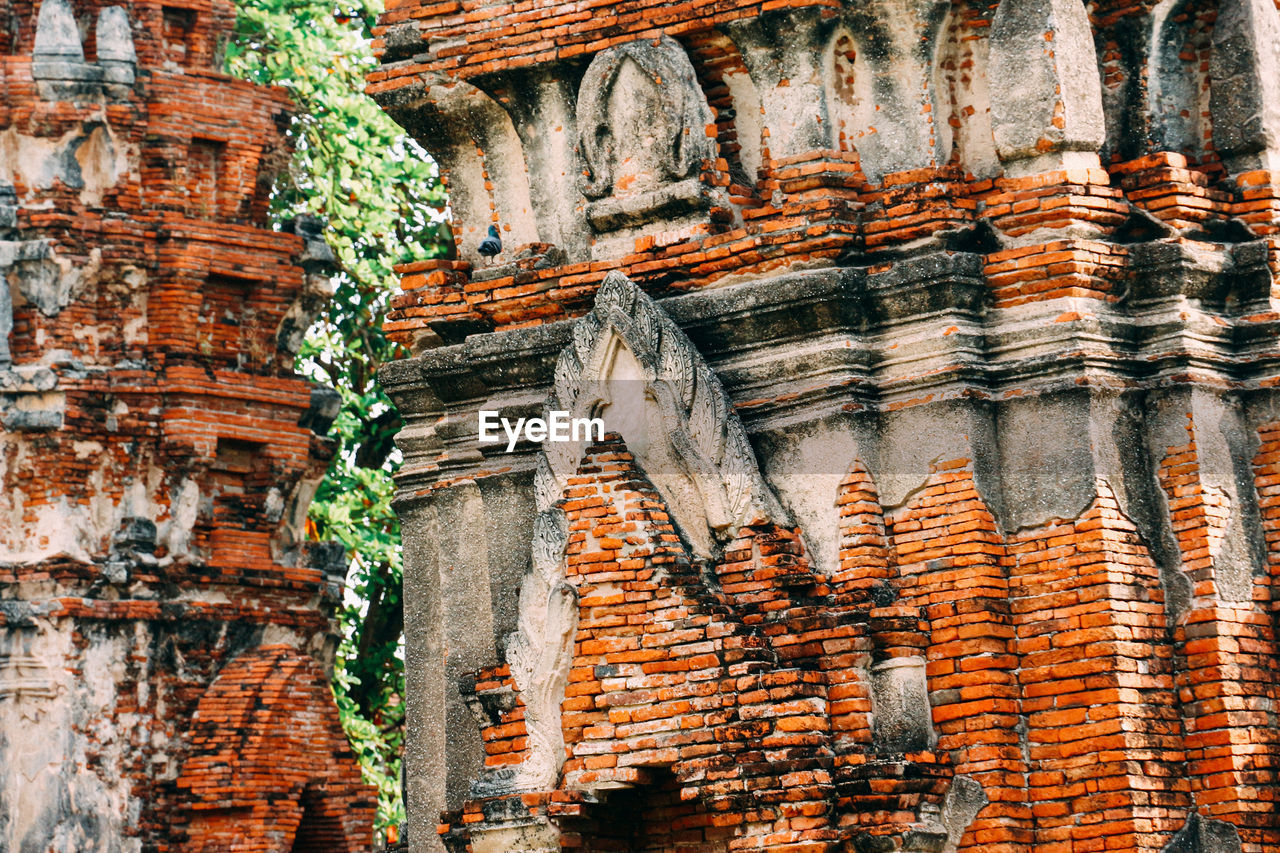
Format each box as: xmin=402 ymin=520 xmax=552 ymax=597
xmin=226 ymin=0 xmax=446 ymax=839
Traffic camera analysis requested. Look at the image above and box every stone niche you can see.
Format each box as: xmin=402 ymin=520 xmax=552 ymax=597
xmin=577 ymin=35 xmax=727 ymax=258
xmin=869 ymin=656 xmax=937 ymax=754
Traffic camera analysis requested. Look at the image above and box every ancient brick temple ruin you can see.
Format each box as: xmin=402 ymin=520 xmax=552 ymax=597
xmin=0 ymin=0 xmax=374 ymax=848
xmin=370 ymin=0 xmax=1280 ymax=851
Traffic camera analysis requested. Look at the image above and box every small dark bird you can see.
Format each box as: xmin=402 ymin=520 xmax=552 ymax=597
xmin=478 ymin=224 xmax=502 ymax=265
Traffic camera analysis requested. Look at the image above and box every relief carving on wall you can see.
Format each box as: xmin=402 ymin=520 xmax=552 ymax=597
xmin=577 ymin=36 xmax=719 ymax=231
xmin=499 ymin=507 xmax=576 ymax=793
xmin=536 ymin=271 xmax=784 ymax=553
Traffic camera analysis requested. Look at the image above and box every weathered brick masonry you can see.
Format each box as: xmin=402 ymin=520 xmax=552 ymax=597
xmin=370 ymin=0 xmax=1280 ymax=851
xmin=0 ymin=0 xmax=374 ymax=848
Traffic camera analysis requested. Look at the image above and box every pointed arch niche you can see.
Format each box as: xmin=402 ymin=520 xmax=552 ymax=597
xmin=932 ymin=1 xmax=999 ymax=177
xmin=821 ymin=1 xmax=949 ymax=183
xmin=1148 ymin=0 xmax=1218 ymax=168
xmin=825 ymin=25 xmax=878 ymax=165
xmin=536 ymin=271 xmax=785 ymax=559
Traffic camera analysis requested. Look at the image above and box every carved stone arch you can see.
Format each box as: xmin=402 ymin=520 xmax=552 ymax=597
xmin=379 ymin=73 xmax=540 ymax=265
xmin=537 ymin=271 xmax=786 ymax=555
xmin=498 ymin=271 xmax=788 ymax=795
xmin=725 ymin=2 xmax=951 ymax=176
xmin=1147 ymin=0 xmax=1217 ymax=162
xmin=573 ymin=36 xmax=732 ymax=256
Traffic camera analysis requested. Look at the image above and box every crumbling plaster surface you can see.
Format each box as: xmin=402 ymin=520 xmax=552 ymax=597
xmin=0 ymin=619 xmax=140 ymax=853
xmin=0 ymin=123 xmax=136 ymax=209
xmin=1 ymin=0 xmax=375 ymax=847
xmin=0 ymin=439 xmax=184 ymax=565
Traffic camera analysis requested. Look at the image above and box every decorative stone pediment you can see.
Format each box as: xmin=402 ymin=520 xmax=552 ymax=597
xmin=495 ymin=272 xmax=786 ymax=795
xmin=537 ymin=271 xmax=785 ymax=554
xmin=576 ymin=36 xmax=717 ymax=232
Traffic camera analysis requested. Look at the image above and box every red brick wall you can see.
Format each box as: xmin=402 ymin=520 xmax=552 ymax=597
xmin=174 ymin=645 xmax=376 ymax=852
xmin=373 ymin=1 xmax=1280 ymax=850
xmin=441 ymin=436 xmax=1280 ymax=852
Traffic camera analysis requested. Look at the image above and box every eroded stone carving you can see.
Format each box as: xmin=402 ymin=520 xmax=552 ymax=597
xmin=724 ymin=9 xmax=832 ymax=166
xmin=1209 ymin=0 xmax=1280 ymax=172
xmin=501 ymin=508 xmax=576 ymax=793
xmin=32 ymin=0 xmax=82 ymax=63
xmin=384 ymin=72 xmax=541 ymax=265
xmin=537 ymin=271 xmax=785 ymax=555
xmin=870 ymin=655 xmax=936 ymax=754
xmin=96 ymin=7 xmax=137 ymax=87
xmin=9 ymin=241 xmax=65 ymax=316
xmin=823 ymin=1 xmax=950 ymax=182
xmin=0 ymin=227 xmax=65 ymax=429
xmin=32 ymin=0 xmax=106 ymax=99
xmin=0 ymin=606 xmax=57 ymax=716
xmin=277 ymin=216 xmax=337 ymax=357
xmin=577 ymin=36 xmax=717 ymax=231
xmin=904 ymin=775 xmax=989 ymax=853
xmin=988 ymin=0 xmax=1105 ymax=169
xmin=31 ymin=3 xmax=136 ymax=99
xmin=100 ymin=516 xmax=172 ymax=584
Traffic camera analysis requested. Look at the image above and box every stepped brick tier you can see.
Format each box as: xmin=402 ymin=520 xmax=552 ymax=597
xmin=0 ymin=0 xmax=374 ymax=848
xmin=371 ymin=0 xmax=1280 ymax=852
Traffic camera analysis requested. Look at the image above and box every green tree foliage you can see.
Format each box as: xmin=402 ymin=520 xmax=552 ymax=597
xmin=225 ymin=0 xmax=445 ymax=836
